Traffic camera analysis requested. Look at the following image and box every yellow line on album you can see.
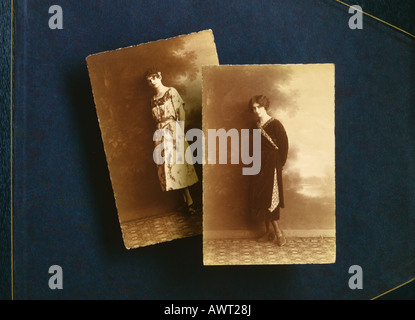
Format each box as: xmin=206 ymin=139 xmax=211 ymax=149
xmin=370 ymin=278 xmax=415 ymax=300
xmin=5 ymin=0 xmax=412 ymax=301
xmin=337 ymin=0 xmax=414 ymax=301
xmin=335 ymin=0 xmax=415 ymax=38
xmin=10 ymin=0 xmax=14 ymax=301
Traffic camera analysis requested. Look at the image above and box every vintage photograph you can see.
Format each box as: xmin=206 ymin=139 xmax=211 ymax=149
xmin=86 ymin=30 xmax=219 ymax=249
xmin=202 ymin=64 xmax=336 ymax=265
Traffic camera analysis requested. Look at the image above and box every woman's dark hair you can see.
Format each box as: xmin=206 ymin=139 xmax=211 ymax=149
xmin=248 ymin=95 xmax=270 ymax=112
xmin=145 ymin=67 xmax=161 ymax=78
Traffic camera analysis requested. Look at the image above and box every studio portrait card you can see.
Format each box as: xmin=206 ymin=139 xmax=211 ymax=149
xmin=86 ymin=30 xmax=219 ymax=249
xmin=2 ymin=0 xmax=414 ymax=300
xmin=202 ymin=64 xmax=336 ymax=265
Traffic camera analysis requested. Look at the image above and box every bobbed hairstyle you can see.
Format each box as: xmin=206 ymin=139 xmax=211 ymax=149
xmin=248 ymin=95 xmax=270 ymax=112
xmin=145 ymin=67 xmax=161 ymax=79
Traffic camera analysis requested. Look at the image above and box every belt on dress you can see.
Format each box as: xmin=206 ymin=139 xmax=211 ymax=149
xmin=157 ymin=118 xmax=176 ymax=129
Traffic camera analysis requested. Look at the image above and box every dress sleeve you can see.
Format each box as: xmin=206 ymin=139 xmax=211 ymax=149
xmin=150 ymin=99 xmax=158 ymax=122
xmin=274 ymin=120 xmax=289 ymax=167
xmin=170 ymin=88 xmax=186 ymax=122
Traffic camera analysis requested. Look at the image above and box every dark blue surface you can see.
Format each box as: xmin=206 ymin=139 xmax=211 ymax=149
xmin=349 ymin=0 xmax=415 ymax=35
xmin=4 ymin=0 xmax=415 ymax=299
xmin=0 ymin=0 xmax=12 ymax=301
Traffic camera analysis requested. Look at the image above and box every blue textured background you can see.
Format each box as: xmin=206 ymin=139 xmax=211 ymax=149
xmin=1 ymin=0 xmax=12 ymax=301
xmin=2 ymin=0 xmax=415 ymax=300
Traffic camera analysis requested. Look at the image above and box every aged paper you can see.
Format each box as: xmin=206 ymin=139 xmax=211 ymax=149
xmin=86 ymin=30 xmax=219 ymax=249
xmin=202 ymin=64 xmax=336 ymax=265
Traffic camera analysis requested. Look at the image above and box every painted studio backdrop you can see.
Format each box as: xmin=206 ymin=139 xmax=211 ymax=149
xmin=203 ymin=64 xmax=336 ymax=241
xmin=86 ymin=30 xmax=219 ymax=248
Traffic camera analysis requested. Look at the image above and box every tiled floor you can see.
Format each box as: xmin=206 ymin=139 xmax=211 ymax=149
xmin=203 ymin=237 xmax=336 ymax=265
xmin=121 ymin=210 xmax=202 ymax=249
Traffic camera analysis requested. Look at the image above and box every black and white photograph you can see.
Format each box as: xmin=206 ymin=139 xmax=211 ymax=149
xmin=202 ymin=64 xmax=336 ymax=265
xmin=86 ymin=30 xmax=219 ymax=249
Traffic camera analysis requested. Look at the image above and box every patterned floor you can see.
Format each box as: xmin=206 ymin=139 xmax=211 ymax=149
xmin=120 ymin=210 xmax=202 ymax=249
xmin=203 ymin=237 xmax=336 ymax=265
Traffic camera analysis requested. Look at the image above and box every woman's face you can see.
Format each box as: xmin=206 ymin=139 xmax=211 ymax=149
xmin=252 ymin=102 xmax=267 ymax=118
xmin=146 ymin=73 xmax=162 ymax=89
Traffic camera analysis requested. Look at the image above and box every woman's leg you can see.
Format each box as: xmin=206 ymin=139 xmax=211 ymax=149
xmin=271 ymin=220 xmax=286 ymax=246
xmin=257 ymin=212 xmax=274 ymax=242
xmin=182 ymin=187 xmax=193 ymax=206
xmin=181 ymin=187 xmax=196 ymax=214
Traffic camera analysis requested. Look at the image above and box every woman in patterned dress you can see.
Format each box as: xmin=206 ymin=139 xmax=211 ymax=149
xmin=146 ymin=69 xmax=199 ymax=214
xmin=248 ymin=95 xmax=289 ymax=246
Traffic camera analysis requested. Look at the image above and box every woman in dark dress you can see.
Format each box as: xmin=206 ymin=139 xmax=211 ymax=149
xmin=248 ymin=95 xmax=289 ymax=246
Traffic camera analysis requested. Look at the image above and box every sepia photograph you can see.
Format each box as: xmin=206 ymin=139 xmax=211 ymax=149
xmin=86 ymin=30 xmax=219 ymax=249
xmin=202 ymin=64 xmax=336 ymax=265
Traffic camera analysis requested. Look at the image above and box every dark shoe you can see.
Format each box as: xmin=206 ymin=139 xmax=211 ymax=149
xmin=176 ymin=203 xmax=188 ymax=213
xmin=186 ymin=204 xmax=197 ymax=215
xmin=257 ymin=232 xmax=271 ymax=242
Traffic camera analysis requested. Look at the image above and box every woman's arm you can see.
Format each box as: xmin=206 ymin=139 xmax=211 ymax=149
xmin=171 ymin=88 xmax=186 ymax=122
xmin=274 ymin=120 xmax=289 ymax=167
